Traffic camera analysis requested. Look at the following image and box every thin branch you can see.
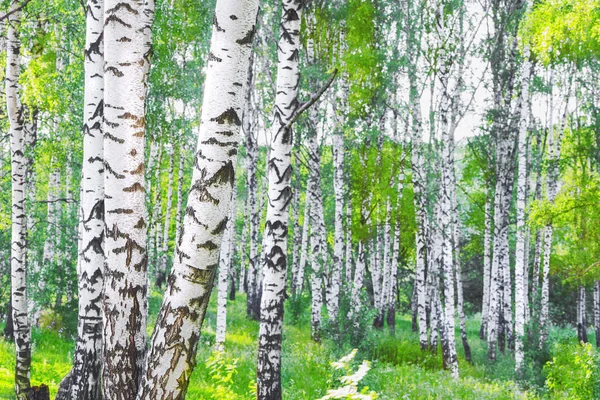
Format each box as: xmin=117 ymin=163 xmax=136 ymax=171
xmin=285 ymin=68 xmax=338 ymax=131
xmin=0 ymin=0 xmax=32 ymax=23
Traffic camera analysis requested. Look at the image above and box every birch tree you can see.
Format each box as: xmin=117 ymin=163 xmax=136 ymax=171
xmin=256 ymin=1 xmax=304 ymax=397
xmin=56 ymin=1 xmax=105 ymax=398
xmin=7 ymin=3 xmax=31 ymax=397
xmin=137 ymin=1 xmax=259 ymax=397
xmin=102 ymin=0 xmax=154 ymax=396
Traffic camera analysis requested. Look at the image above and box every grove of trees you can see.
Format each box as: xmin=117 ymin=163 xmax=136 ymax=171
xmin=1 ymin=0 xmax=600 ymax=399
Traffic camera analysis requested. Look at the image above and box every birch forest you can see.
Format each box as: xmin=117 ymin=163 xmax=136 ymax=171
xmin=1 ymin=0 xmax=600 ymax=399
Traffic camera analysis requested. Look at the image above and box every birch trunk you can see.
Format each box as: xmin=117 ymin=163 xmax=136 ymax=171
xmin=137 ymin=2 xmax=259 ymax=397
xmin=388 ymin=222 xmax=400 ymax=335
xmin=102 ymin=0 xmax=154 ymax=396
xmin=215 ymin=183 xmax=238 ymax=350
xmin=540 ymin=84 xmax=569 ymax=348
xmin=7 ymin=5 xmax=31 ymax=397
xmin=577 ymin=286 xmax=588 ymax=344
xmin=345 ymin=193 xmax=353 ymax=283
xmin=480 ymin=197 xmax=493 ymax=340
xmin=515 ymin=45 xmax=531 ymax=373
xmin=57 ymin=3 xmax=105 ymax=398
xmin=331 ymin=128 xmax=344 ymax=321
xmin=295 ymin=179 xmax=312 ymax=294
xmin=257 ymin=1 xmax=303 ymax=397
xmin=174 ymin=148 xmax=185 ymax=247
xmin=244 ymin=50 xmax=261 ymax=320
xmin=159 ymin=145 xmax=175 ymax=284
xmin=290 ymin=168 xmax=301 ymax=295
xmin=349 ymin=241 xmax=365 ymax=329
xmin=594 ymin=281 xmax=600 ymax=348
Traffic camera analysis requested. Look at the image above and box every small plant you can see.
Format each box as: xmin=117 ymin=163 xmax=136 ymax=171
xmin=206 ymin=350 xmax=241 ymax=400
xmin=318 ymin=349 xmax=377 ymax=400
xmin=544 ymin=342 xmax=600 ymax=399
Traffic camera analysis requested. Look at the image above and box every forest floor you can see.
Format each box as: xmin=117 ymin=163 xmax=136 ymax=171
xmin=0 ymin=291 xmax=589 ymax=399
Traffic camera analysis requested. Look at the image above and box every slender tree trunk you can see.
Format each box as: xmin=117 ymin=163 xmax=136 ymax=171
xmin=159 ymin=146 xmax=175 ymax=285
xmin=174 ymin=148 xmax=185 ymax=247
xmin=215 ymin=183 xmax=238 ymax=350
xmin=56 ymin=3 xmax=105 ymax=399
xmin=290 ymin=168 xmax=301 ymax=295
xmin=594 ymin=281 xmax=600 ymax=348
xmin=331 ymin=128 xmax=344 ymax=321
xmin=244 ymin=50 xmax=261 ymax=320
xmin=480 ymin=198 xmax=493 ymax=339
xmin=578 ymin=286 xmax=588 ymax=344
xmin=7 ymin=5 xmax=31 ymax=397
xmin=388 ymin=221 xmax=400 ymax=335
xmin=515 ymin=44 xmax=531 ymax=374
xmin=137 ymin=2 xmax=259 ymax=397
xmin=349 ymin=241 xmax=365 ymax=329
xmin=345 ymin=192 xmax=353 ymax=283
xmin=257 ymin=1 xmax=304 ymax=397
xmin=295 ymin=178 xmax=312 ymax=295
xmin=540 ymin=82 xmax=569 ymax=348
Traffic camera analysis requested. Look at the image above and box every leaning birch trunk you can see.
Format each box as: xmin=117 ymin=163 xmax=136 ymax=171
xmin=514 ymin=44 xmax=531 ymax=374
xmin=331 ymin=127 xmax=345 ymax=320
xmin=137 ymin=2 xmax=259 ymax=397
xmin=257 ymin=1 xmax=303 ymax=397
xmin=102 ymin=0 xmax=154 ymax=397
xmin=56 ymin=2 xmax=105 ymax=398
xmin=215 ymin=182 xmax=238 ymax=350
xmin=7 ymin=5 xmax=31 ymax=398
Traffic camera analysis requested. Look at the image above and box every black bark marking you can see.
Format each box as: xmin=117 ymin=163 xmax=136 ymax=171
xmin=236 ymin=27 xmax=255 ymax=45
xmin=123 ymin=182 xmax=145 ymax=192
xmin=210 ymin=108 xmax=241 ymax=126
xmin=197 ymin=241 xmax=218 ymax=251
xmin=208 ymin=52 xmax=222 ymax=63
xmin=211 ymin=217 xmax=229 ymax=235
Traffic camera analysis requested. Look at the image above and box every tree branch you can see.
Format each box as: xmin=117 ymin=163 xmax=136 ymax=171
xmin=0 ymin=0 xmax=32 ymax=23
xmin=285 ymin=68 xmax=338 ymax=131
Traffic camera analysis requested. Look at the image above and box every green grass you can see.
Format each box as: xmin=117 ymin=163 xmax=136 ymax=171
xmin=0 ymin=292 xmax=569 ymax=399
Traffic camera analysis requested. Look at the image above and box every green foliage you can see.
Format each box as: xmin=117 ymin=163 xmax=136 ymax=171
xmin=521 ymin=0 xmax=600 ymax=66
xmin=342 ymin=0 xmax=382 ymax=117
xmin=206 ymin=351 xmax=245 ymax=400
xmin=544 ymin=342 xmax=600 ymax=399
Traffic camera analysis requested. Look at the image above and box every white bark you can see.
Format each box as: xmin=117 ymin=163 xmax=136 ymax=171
xmin=160 ymin=145 xmax=175 ymax=280
xmin=515 ymin=44 xmax=531 ymax=373
xmin=7 ymin=5 xmax=31 ymax=397
xmin=480 ymin=197 xmax=493 ymax=339
xmin=138 ymin=2 xmax=259 ymax=397
xmin=215 ymin=182 xmax=238 ymax=350
xmin=331 ymin=128 xmax=345 ymax=320
xmin=540 ymin=81 xmax=569 ymax=348
xmin=57 ymin=3 xmax=105 ymax=399
xmin=257 ymin=1 xmax=303 ymax=397
xmin=102 ymin=0 xmax=154 ymax=397
xmin=594 ymin=281 xmax=600 ymax=348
